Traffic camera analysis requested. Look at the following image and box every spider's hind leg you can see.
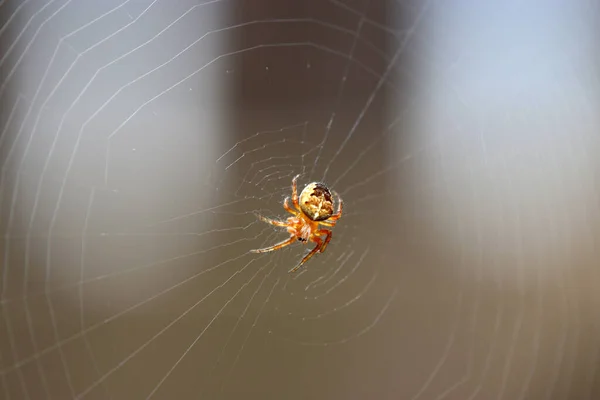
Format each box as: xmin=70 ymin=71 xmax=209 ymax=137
xmin=283 ymin=197 xmax=298 ymax=215
xmin=291 ymin=174 xmax=301 ymax=209
xmin=326 ymin=191 xmax=343 ymax=222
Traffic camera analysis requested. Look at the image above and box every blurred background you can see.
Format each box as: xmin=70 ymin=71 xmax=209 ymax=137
xmin=1 ymin=0 xmax=599 ymax=399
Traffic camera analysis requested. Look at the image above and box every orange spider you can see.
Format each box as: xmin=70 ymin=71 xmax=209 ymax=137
xmin=250 ymin=174 xmax=343 ymax=272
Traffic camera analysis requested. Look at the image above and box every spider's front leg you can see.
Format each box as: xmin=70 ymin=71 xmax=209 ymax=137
xmin=317 ymin=229 xmax=332 ymax=253
xmin=251 ymin=235 xmax=296 ymax=254
xmin=288 ymin=236 xmax=323 ymax=273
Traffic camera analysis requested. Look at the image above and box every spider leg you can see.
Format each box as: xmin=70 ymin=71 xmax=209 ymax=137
xmin=318 ymin=229 xmax=332 ymax=253
xmin=255 ymin=213 xmax=288 ymax=227
xmin=291 ymin=174 xmax=301 ymax=210
xmin=283 ymin=197 xmax=298 ymax=215
xmin=324 ymin=192 xmax=343 ymax=223
xmin=318 ymin=220 xmax=336 ymax=227
xmin=288 ymin=236 xmax=323 ymax=273
xmin=250 ymin=235 xmax=296 ymax=254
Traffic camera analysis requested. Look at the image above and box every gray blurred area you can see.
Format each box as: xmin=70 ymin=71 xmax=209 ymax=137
xmin=1 ymin=0 xmax=599 ymax=399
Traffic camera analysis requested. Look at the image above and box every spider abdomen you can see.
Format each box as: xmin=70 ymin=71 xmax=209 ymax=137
xmin=299 ymin=182 xmax=335 ymax=221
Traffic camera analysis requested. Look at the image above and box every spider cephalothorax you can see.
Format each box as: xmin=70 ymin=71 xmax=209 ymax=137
xmin=250 ymin=175 xmax=343 ymax=272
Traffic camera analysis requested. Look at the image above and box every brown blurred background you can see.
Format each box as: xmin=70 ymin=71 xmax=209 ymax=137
xmin=1 ymin=0 xmax=599 ymax=399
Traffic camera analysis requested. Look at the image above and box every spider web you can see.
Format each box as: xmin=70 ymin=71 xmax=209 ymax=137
xmin=1 ymin=0 xmax=600 ymax=399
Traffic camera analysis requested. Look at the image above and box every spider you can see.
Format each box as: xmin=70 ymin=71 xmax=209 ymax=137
xmin=250 ymin=174 xmax=343 ymax=272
